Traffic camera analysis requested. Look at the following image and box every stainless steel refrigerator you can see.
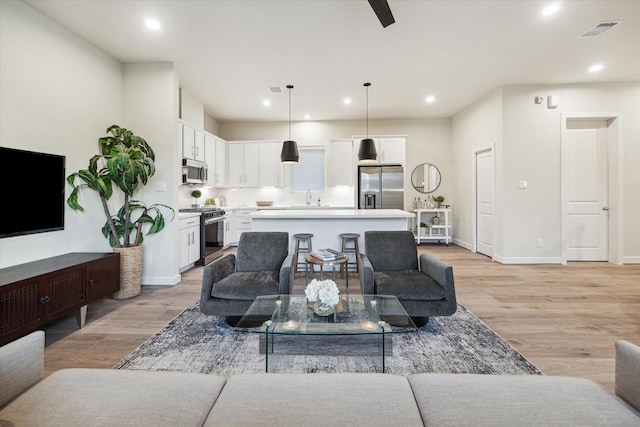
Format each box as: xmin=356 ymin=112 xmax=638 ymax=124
xmin=358 ymin=165 xmax=404 ymax=209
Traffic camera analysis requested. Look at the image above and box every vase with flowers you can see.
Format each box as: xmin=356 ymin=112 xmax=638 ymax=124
xmin=305 ymin=279 xmax=340 ymax=316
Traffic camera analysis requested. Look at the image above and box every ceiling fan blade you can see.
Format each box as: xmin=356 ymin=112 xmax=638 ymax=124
xmin=368 ymin=0 xmax=395 ymax=28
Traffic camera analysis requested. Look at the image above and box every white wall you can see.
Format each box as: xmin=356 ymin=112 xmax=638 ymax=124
xmin=217 ymin=118 xmax=452 ymax=211
xmin=123 ymin=63 xmax=181 ymax=285
xmin=0 ymin=0 xmax=123 ymax=268
xmin=0 ymin=2 xmax=183 ymax=283
xmin=452 ymin=82 xmax=640 ymax=264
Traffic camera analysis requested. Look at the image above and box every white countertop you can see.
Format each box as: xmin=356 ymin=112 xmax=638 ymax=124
xmin=178 ymin=212 xmax=201 ymax=219
xmin=247 ymin=209 xmax=414 ymax=219
xmin=224 ymin=205 xmax=354 ymax=211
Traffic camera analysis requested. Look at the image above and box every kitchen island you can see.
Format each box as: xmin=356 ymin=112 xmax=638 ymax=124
xmin=247 ymin=209 xmax=414 ymax=253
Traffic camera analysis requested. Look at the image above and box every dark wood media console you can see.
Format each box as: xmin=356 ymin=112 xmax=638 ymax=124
xmin=0 ymin=252 xmax=120 ymax=345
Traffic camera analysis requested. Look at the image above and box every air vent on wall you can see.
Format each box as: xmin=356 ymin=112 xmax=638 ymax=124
xmin=269 ymin=86 xmax=283 ymax=94
xmin=578 ymin=21 xmax=622 ymax=38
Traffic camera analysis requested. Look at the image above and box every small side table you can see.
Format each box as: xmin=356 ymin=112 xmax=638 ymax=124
xmin=304 ymin=254 xmax=349 ymax=290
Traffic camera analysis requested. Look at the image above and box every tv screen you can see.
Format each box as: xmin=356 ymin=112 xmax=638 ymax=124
xmin=0 ymin=147 xmax=66 ymax=238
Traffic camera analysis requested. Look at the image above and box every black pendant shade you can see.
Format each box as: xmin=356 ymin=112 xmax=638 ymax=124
xmin=358 ymin=138 xmax=377 ymax=162
xmin=358 ymin=82 xmax=377 ymax=162
xmin=281 ymin=84 xmax=299 ymax=163
xmin=280 ymin=140 xmax=299 ymax=163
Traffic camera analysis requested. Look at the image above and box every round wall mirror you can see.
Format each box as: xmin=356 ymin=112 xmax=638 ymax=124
xmin=411 ymin=163 xmax=441 ymax=193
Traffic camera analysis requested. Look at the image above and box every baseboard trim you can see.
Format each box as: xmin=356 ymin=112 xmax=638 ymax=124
xmin=452 ymin=238 xmax=473 ymax=251
xmin=494 ymin=256 xmax=563 ymax=265
xmin=142 ymin=274 xmax=181 ymax=286
xmin=622 ymin=256 xmax=640 ymax=264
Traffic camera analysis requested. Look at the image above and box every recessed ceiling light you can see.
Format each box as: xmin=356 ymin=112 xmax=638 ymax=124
xmin=588 ymin=64 xmax=604 ymax=73
xmin=304 ymin=114 xmax=311 ymax=120
xmin=343 ymin=98 xmax=352 ymax=105
xmin=262 ymin=99 xmax=271 ymax=107
xmin=144 ymin=18 xmax=161 ymax=31
xmin=542 ymin=3 xmax=560 ymax=16
xmin=425 ymin=95 xmax=436 ymax=104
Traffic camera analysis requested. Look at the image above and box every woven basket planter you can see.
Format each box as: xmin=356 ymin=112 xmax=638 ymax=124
xmin=112 ymin=245 xmax=143 ymax=299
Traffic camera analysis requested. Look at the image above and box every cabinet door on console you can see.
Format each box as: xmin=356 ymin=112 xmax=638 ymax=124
xmin=43 ymin=266 xmax=86 ymax=320
xmin=0 ymin=280 xmax=42 ymax=341
xmin=86 ymin=254 xmax=120 ymax=301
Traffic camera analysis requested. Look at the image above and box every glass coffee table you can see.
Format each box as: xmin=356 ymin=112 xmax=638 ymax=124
xmin=234 ymin=294 xmax=417 ymax=372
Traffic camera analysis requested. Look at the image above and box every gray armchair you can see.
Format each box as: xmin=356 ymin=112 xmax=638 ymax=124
xmin=359 ymin=230 xmax=456 ymax=326
xmin=200 ymin=232 xmax=294 ymax=325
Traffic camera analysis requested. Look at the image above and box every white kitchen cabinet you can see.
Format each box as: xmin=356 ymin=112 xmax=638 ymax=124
xmin=179 ymin=216 xmax=201 ymax=271
xmin=330 ymin=139 xmax=353 ymax=186
xmin=258 ymin=142 xmax=283 ymax=187
xmin=231 ymin=208 xmax=257 ymax=246
xmin=223 ymin=216 xmax=233 ymax=247
xmin=227 ymin=142 xmax=259 ymax=187
xmin=180 ymin=121 xmax=205 ymax=162
xmin=205 ymin=132 xmax=227 ymax=187
xmin=353 ymin=137 xmax=405 ymax=166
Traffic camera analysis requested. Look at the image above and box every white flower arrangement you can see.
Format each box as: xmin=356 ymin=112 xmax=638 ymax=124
xmin=305 ymin=279 xmax=340 ymax=307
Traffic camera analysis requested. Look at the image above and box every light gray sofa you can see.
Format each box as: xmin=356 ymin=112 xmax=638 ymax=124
xmin=2 ymin=331 xmax=639 ymax=426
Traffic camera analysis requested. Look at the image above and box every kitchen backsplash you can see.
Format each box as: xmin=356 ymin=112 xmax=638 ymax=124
xmin=179 ymin=185 xmax=355 ymax=208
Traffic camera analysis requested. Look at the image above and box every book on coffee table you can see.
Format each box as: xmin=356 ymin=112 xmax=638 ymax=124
xmin=310 ymin=248 xmax=346 ymax=261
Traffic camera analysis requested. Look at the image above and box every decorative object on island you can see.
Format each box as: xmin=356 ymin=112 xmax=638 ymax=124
xmin=280 ymin=84 xmax=299 ymax=163
xmin=191 ymin=189 xmax=202 ymax=208
xmin=358 ymin=82 xmax=377 ymax=162
xmin=66 ymin=125 xmax=174 ymax=299
xmin=305 ymin=279 xmax=340 ymax=316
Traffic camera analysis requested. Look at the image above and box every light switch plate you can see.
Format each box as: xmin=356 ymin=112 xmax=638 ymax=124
xmin=547 ymin=95 xmax=559 ymax=108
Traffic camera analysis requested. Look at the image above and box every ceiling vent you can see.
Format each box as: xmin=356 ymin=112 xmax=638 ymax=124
xmin=578 ymin=21 xmax=622 ymax=38
xmin=268 ymin=86 xmax=283 ymax=94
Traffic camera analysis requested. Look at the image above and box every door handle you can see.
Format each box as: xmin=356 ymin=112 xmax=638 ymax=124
xmin=602 ymin=207 xmax=609 ymax=211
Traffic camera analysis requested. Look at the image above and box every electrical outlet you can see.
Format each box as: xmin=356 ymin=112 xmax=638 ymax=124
xmin=518 ymin=180 xmax=528 ymax=189
xmin=156 ymin=182 xmax=167 ymax=192
xmin=145 ymin=254 xmax=152 ymax=264
xmin=537 ymin=239 xmax=543 ymax=248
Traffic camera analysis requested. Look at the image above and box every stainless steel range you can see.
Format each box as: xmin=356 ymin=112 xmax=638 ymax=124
xmin=179 ymin=207 xmax=226 ymax=266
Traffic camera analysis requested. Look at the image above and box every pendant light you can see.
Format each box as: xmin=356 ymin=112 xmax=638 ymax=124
xmin=358 ymin=82 xmax=377 ymax=162
xmin=280 ymin=84 xmax=299 ymax=163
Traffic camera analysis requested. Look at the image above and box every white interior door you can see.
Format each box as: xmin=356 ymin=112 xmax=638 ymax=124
xmin=476 ymin=148 xmax=493 ymax=257
xmin=565 ymin=120 xmax=608 ymax=261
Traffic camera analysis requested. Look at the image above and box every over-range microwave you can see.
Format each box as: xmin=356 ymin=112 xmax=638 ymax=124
xmin=182 ymin=159 xmax=208 ymax=184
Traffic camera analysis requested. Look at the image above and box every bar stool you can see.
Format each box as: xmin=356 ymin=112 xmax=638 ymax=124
xmin=292 ymin=233 xmax=313 ymax=276
xmin=339 ymin=233 xmax=360 ymax=277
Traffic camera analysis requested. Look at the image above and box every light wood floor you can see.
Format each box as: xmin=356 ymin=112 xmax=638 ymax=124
xmin=42 ymin=244 xmax=640 ymax=392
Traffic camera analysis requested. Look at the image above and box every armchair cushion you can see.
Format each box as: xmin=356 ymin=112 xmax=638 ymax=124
xmin=211 ymin=271 xmax=280 ymax=300
xmin=236 ymin=232 xmax=289 ymax=272
xmin=374 ymin=271 xmax=446 ymax=301
xmin=365 ymin=231 xmax=418 ymax=271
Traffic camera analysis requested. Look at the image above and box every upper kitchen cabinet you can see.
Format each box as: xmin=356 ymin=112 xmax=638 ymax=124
xmin=330 ymin=139 xmax=353 ymax=186
xmin=180 ymin=120 xmax=205 ymax=162
xmin=258 ymin=142 xmax=284 ymax=187
xmin=205 ymin=132 xmax=227 ymax=187
xmin=354 ymin=137 xmax=405 ymax=165
xmin=227 ymin=142 xmax=259 ymax=187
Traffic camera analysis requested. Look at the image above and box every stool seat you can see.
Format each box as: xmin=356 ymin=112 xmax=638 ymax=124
xmin=340 ymin=233 xmax=361 ymax=279
xmin=293 ymin=233 xmax=314 ymax=276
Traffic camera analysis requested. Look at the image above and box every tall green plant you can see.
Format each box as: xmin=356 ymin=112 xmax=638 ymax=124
xmin=67 ymin=125 xmax=174 ymax=248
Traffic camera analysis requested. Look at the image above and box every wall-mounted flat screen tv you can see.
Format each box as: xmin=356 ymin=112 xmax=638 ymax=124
xmin=0 ymin=147 xmax=66 ymax=238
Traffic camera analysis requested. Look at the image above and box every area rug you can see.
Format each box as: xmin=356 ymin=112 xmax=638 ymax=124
xmin=114 ymin=300 xmax=542 ymax=376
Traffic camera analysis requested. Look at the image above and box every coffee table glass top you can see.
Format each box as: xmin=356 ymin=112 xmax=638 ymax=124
xmin=234 ymin=294 xmax=417 ymax=335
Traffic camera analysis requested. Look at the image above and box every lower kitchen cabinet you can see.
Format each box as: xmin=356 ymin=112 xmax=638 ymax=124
xmin=0 ymin=253 xmax=120 ymax=345
xmin=179 ymin=216 xmax=201 ymax=271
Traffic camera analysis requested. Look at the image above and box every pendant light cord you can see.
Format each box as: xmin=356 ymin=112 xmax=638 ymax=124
xmin=364 ymin=82 xmax=371 ymax=138
xmin=287 ymin=84 xmax=293 ymax=140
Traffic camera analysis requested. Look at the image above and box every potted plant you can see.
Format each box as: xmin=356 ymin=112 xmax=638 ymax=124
xmin=66 ymin=125 xmax=174 ymax=299
xmin=434 ymin=195 xmax=445 ymax=208
xmin=191 ymin=189 xmax=202 ymax=208
xmin=420 ymin=222 xmax=430 ymax=236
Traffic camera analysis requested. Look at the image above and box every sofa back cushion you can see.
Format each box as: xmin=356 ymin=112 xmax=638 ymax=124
xmin=616 ymin=340 xmax=640 ymax=413
xmin=236 ymin=232 xmax=289 ymax=272
xmin=0 ymin=330 xmax=44 ymax=408
xmin=365 ymin=231 xmax=418 ymax=271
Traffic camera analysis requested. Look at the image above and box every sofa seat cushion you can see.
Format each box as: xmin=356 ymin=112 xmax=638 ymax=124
xmin=408 ymin=373 xmax=640 ymax=426
xmin=204 ymin=373 xmax=423 ymax=427
xmin=211 ymin=271 xmax=280 ymax=300
xmin=0 ymin=368 xmax=226 ymax=427
xmin=374 ymin=270 xmax=445 ymax=301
